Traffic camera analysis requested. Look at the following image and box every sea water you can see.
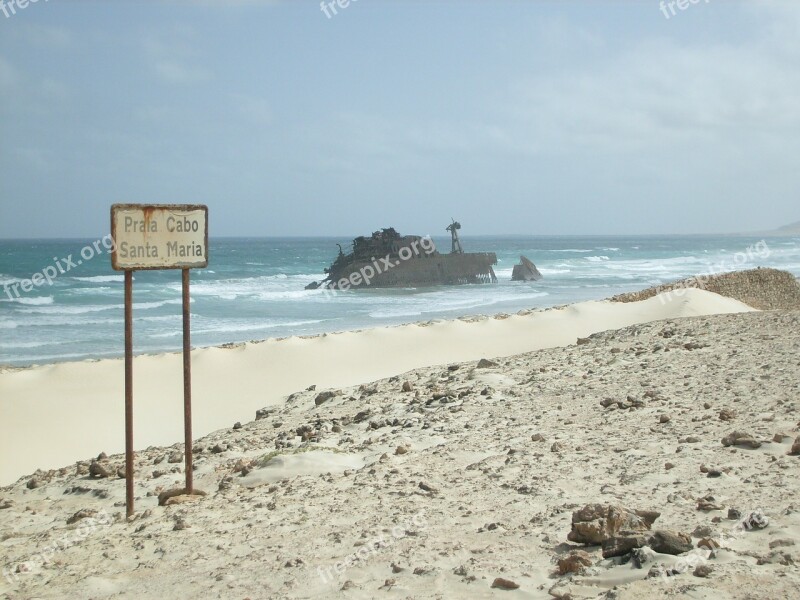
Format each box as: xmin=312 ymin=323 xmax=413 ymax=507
xmin=1 ymin=234 xmax=798 ymax=366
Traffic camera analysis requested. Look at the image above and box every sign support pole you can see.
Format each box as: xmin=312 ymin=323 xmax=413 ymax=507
xmin=124 ymin=269 xmax=134 ymax=519
xmin=182 ymin=268 xmax=193 ymax=493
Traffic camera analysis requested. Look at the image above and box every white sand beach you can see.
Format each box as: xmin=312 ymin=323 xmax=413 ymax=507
xmin=0 ymin=288 xmax=754 ymax=487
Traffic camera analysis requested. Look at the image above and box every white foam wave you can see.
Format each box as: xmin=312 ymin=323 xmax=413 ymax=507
xmin=71 ymin=275 xmax=125 ymax=283
xmin=3 ymin=296 xmax=55 ymax=306
xmin=585 ymin=256 xmax=610 ymax=262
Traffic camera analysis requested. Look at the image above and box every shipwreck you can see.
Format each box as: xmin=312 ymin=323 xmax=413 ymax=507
xmin=306 ymin=221 xmax=500 ymax=290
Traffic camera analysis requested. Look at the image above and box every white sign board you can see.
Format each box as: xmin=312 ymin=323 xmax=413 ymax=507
xmin=111 ymin=204 xmax=208 ymax=271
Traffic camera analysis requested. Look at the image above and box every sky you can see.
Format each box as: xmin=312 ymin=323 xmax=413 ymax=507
xmin=0 ymin=0 xmax=798 ymax=238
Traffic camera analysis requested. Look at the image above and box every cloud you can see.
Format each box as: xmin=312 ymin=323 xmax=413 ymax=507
xmin=143 ymin=27 xmax=212 ymax=85
xmin=0 ymin=56 xmax=16 ymax=92
xmin=230 ymin=93 xmax=272 ymax=125
xmin=154 ymin=60 xmax=211 ymax=84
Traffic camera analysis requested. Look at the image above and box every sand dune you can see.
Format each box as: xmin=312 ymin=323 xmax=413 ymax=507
xmin=0 ymin=288 xmax=753 ymax=485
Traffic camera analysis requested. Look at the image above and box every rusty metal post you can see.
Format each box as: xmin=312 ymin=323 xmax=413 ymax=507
xmin=182 ymin=268 xmax=193 ymax=493
xmin=124 ymin=269 xmax=134 ymax=518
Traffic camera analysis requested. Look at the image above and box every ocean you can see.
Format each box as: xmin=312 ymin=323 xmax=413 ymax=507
xmin=1 ymin=234 xmax=798 ymax=367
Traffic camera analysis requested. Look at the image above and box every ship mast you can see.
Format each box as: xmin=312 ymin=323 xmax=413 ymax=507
xmin=446 ymin=219 xmax=463 ymax=254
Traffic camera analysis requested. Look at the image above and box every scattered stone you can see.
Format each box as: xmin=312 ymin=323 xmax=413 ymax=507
xmin=340 ymin=580 xmax=356 ymax=591
xmin=576 ymin=337 xmax=591 ymax=346
xmin=719 ymin=409 xmax=737 ymax=421
xmin=233 ymin=421 xmax=242 ymax=430
xmin=395 ymin=446 xmax=409 ymax=455
xmin=158 ymin=487 xmax=207 ymax=506
xmin=531 ymin=433 xmax=546 ymax=442
xmin=491 ymin=577 xmax=519 ymax=590
xmin=89 ymin=461 xmax=112 ymax=478
xmin=789 ymin=436 xmax=800 ymax=456
xmin=551 ymin=442 xmax=565 ymax=453
xmin=67 ymin=508 xmax=98 ymax=525
xmin=477 ymin=358 xmax=498 ymax=368
xmin=664 ymin=462 xmax=675 ymax=470
xmin=769 ymin=539 xmax=795 ymax=549
xmin=648 ymin=530 xmax=693 ymax=555
xmin=773 ymin=433 xmax=791 ymax=443
xmin=742 ymin=511 xmax=769 ymax=530
xmin=0 ymin=499 xmax=13 ymax=509
xmin=418 ymin=481 xmax=438 ymax=494
xmin=453 ymin=565 xmax=468 ymax=577
xmin=173 ymin=518 xmax=190 ymax=531
xmin=693 ymin=564 xmax=713 ymax=577
xmin=392 ymin=563 xmax=405 ymax=573
xmin=697 ymin=496 xmax=724 ymax=511
xmin=210 ymin=444 xmax=226 ymax=454
xmin=727 ymin=508 xmax=741 ymax=520
xmin=402 ymin=381 xmax=413 ymax=392
xmin=567 ymin=504 xmax=659 ymax=545
xmin=601 ymin=534 xmax=648 ymax=558
xmin=315 ymin=390 xmax=338 ymax=406
xmin=659 ymin=414 xmax=671 ymax=424
xmin=167 ymin=452 xmax=183 ymax=464
xmin=631 ymin=547 xmax=656 ymax=568
xmin=557 ymin=550 xmax=593 ymax=574
xmin=721 ymin=431 xmax=762 ymax=449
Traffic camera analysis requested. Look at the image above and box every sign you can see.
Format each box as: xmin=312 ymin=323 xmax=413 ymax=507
xmin=110 ymin=203 xmax=208 ymax=518
xmin=111 ymin=204 xmax=208 ymax=271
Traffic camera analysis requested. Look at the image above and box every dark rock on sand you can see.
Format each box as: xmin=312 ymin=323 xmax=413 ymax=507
xmin=648 ymin=530 xmax=693 ymax=555
xmin=602 ymin=534 xmax=649 ymax=558
xmin=567 ymin=504 xmax=659 ymax=545
xmin=721 ymin=431 xmax=762 ymax=449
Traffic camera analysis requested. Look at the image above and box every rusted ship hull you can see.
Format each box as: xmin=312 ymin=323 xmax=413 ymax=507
xmin=330 ymin=252 xmax=498 ymax=288
xmin=306 ymin=223 xmax=499 ymax=290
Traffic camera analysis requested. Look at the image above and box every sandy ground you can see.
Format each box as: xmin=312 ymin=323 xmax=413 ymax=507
xmin=0 ymin=289 xmax=754 ymax=486
xmin=1 ymin=292 xmax=798 ymax=599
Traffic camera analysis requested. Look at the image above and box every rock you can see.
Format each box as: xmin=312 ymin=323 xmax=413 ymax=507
xmin=659 ymin=415 xmax=671 ymax=424
xmin=567 ymin=504 xmax=659 ymax=545
xmin=697 ymin=496 xmax=724 ymax=511
xmin=742 ymin=511 xmax=769 ymax=530
xmin=551 ymin=442 xmax=565 ymax=453
xmin=402 ymin=381 xmax=413 ymax=392
xmin=315 ymin=390 xmax=338 ymax=406
xmin=418 ymin=481 xmax=438 ymax=494
xmin=556 ymin=550 xmax=593 ymax=574
xmin=491 ymin=577 xmax=520 ymax=590
xmin=211 ymin=444 xmax=226 ymax=454
xmin=719 ymin=409 xmax=736 ymax=421
xmin=631 ymin=547 xmax=656 ymax=568
xmin=67 ymin=508 xmax=98 ymax=525
xmin=727 ymin=508 xmax=741 ymax=520
xmin=531 ymin=433 xmax=546 ymax=442
xmin=648 ymin=530 xmax=693 ymax=555
xmin=789 ymin=436 xmax=800 ymax=456
xmin=89 ymin=461 xmax=112 ymax=478
xmin=693 ymin=564 xmax=713 ymax=577
xmin=769 ymin=539 xmax=795 ymax=549
xmin=773 ymin=433 xmax=791 ymax=443
xmin=395 ymin=446 xmax=409 ymax=455
xmin=0 ymin=499 xmax=13 ymax=509
xmin=158 ymin=487 xmax=207 ymax=506
xmin=576 ymin=337 xmax=591 ymax=346
xmin=477 ymin=358 xmax=498 ymax=368
xmin=233 ymin=421 xmax=242 ymax=430
xmin=173 ymin=518 xmax=190 ymax=531
xmin=601 ymin=534 xmax=648 ymax=558
xmin=692 ymin=525 xmax=715 ymax=538
xmin=721 ymin=431 xmax=762 ymax=449
xmin=167 ymin=451 xmax=183 ymax=464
